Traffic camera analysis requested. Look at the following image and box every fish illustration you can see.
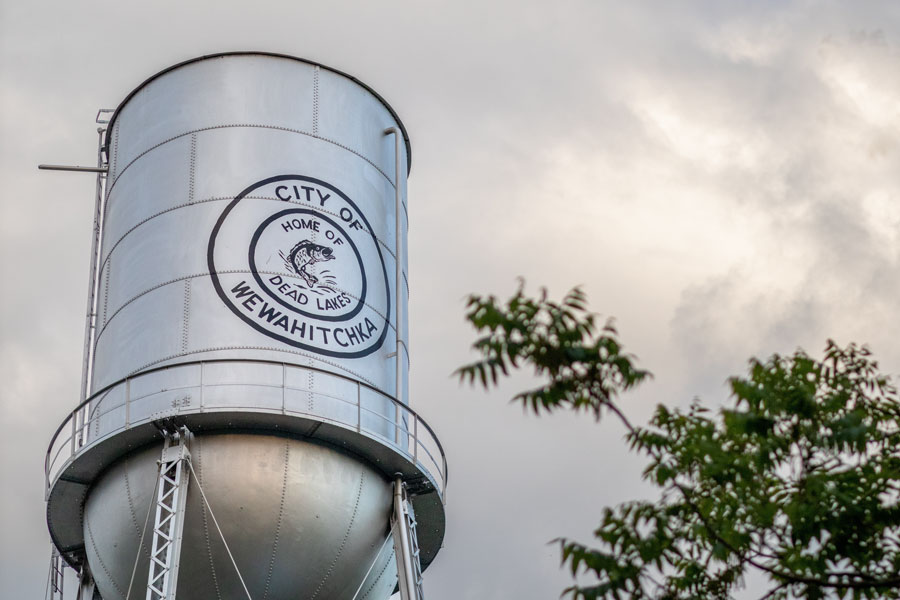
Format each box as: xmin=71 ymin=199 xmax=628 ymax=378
xmin=286 ymin=240 xmax=335 ymax=288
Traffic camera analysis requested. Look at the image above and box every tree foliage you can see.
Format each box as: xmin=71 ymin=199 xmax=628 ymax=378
xmin=456 ymin=284 xmax=900 ymax=599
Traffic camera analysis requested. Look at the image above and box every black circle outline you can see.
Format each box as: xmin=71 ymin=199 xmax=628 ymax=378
xmin=249 ymin=208 xmax=367 ymax=321
xmin=208 ymin=175 xmax=391 ymax=359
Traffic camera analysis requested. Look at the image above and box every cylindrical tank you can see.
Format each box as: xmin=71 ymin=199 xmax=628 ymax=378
xmin=94 ymin=51 xmax=408 ymax=407
xmin=41 ymin=53 xmax=444 ymax=600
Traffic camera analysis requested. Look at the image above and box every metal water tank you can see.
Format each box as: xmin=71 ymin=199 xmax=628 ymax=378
xmin=44 ymin=53 xmax=446 ymax=600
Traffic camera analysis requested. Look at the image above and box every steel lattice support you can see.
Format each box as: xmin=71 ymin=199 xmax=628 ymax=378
xmin=146 ymin=428 xmax=191 ymax=600
xmin=391 ymin=478 xmax=425 ymax=600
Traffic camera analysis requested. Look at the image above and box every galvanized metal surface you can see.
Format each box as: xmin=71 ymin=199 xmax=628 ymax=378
xmin=93 ymin=53 xmax=410 ymax=401
xmin=37 ymin=164 xmax=109 ymax=173
xmin=392 ymin=479 xmax=426 ymax=600
xmin=101 ymin=52 xmax=411 ymax=173
xmin=83 ymin=433 xmax=399 ymax=600
xmin=47 ymin=359 xmax=446 ymax=495
xmin=45 ymin=53 xmax=445 ymax=598
xmin=145 ymin=430 xmax=191 ymax=600
xmin=45 ymin=358 xmax=447 ymax=573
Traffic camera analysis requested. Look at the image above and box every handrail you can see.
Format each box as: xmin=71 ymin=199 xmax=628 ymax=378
xmin=45 ymin=358 xmax=447 ymax=500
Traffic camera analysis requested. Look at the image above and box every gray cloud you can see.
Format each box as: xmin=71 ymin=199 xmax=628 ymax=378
xmin=4 ymin=2 xmax=900 ymax=598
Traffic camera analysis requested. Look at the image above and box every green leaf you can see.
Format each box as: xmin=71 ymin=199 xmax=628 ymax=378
xmin=456 ymin=282 xmax=900 ymax=599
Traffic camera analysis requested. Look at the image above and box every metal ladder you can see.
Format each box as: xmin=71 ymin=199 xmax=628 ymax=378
xmin=46 ymin=547 xmax=65 ymax=600
xmin=45 ymin=549 xmax=100 ymax=600
xmin=146 ymin=426 xmax=191 ymax=600
xmin=391 ymin=478 xmax=425 ymax=600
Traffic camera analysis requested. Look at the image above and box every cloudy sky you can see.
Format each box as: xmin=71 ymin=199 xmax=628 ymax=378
xmin=3 ymin=1 xmax=900 ymax=598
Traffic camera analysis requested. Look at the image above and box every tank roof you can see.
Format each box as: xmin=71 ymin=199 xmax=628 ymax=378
xmin=103 ymin=51 xmax=413 ymax=172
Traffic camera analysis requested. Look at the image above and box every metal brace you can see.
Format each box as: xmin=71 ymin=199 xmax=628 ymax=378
xmin=391 ymin=477 xmax=426 ymax=600
xmin=146 ymin=426 xmax=191 ymax=600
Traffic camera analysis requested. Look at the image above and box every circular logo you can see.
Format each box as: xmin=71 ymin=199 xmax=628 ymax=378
xmin=208 ymin=175 xmax=390 ymax=358
xmin=249 ymin=209 xmax=367 ymax=321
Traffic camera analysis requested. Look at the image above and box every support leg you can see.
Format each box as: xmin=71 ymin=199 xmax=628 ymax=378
xmin=146 ymin=427 xmax=191 ymax=600
xmin=391 ymin=477 xmax=425 ymax=600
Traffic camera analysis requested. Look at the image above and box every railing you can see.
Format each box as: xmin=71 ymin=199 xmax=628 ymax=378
xmin=45 ymin=359 xmax=447 ymax=500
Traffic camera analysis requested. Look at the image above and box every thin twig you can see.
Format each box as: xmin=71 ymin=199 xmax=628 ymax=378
xmin=603 ymin=395 xmax=900 ymax=590
xmin=758 ymin=580 xmax=788 ymax=600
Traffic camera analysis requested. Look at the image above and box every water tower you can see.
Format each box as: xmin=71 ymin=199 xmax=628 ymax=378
xmin=42 ymin=52 xmax=446 ymax=600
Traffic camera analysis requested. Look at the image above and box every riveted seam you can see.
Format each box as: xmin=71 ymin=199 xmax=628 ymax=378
xmin=263 ymin=440 xmax=291 ymax=600
xmin=309 ymin=472 xmax=365 ymax=600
